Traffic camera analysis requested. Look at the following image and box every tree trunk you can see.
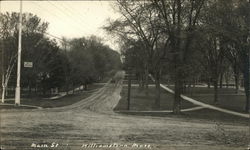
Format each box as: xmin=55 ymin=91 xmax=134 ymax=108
xmin=29 ymin=86 xmax=32 ymax=97
xmin=154 ymin=72 xmax=161 ymax=109
xmin=144 ymin=67 xmax=149 ymax=95
xmin=1 ymin=39 xmax=4 ymax=103
xmin=173 ymin=79 xmax=182 ymax=114
xmin=219 ymin=73 xmax=223 ymax=88
xmin=127 ymin=76 xmax=131 ymax=110
xmin=66 ymin=78 xmax=69 ymax=95
xmin=84 ymin=84 xmax=88 ymax=90
xmin=244 ymin=79 xmax=249 ymax=112
xmin=243 ymin=67 xmax=249 ymax=112
xmin=214 ymin=78 xmax=219 ymax=104
xmin=28 ymin=80 xmax=32 ymax=96
xmin=141 ymin=74 xmax=145 ymax=88
xmin=145 ymin=67 xmax=149 ymax=89
xmin=187 ymin=81 xmax=191 ymax=96
xmin=5 ymin=86 xmax=8 ymax=97
xmin=42 ymin=88 xmax=46 ymax=96
xmin=225 ymin=75 xmax=229 ymax=88
xmin=244 ymin=0 xmax=250 ymax=111
xmin=139 ymin=73 xmax=144 ymax=89
xmin=72 ymin=84 xmax=75 ymax=94
xmin=207 ymin=78 xmax=211 ymax=88
xmin=234 ymin=73 xmax=239 ymax=94
xmin=173 ymin=64 xmax=182 ymax=114
xmin=183 ymin=81 xmax=187 ymax=94
xmin=1 ymin=86 xmax=5 ymax=103
xmin=173 ymin=0 xmax=182 ymax=115
xmin=192 ymin=78 xmax=196 ymax=88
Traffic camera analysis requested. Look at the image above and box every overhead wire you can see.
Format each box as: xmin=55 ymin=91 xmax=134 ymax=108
xmin=46 ymin=0 xmax=92 ymax=34
xmin=30 ymin=1 xmax=83 ymax=38
xmin=24 ymin=2 xmax=73 ymax=45
xmin=33 ymin=1 xmax=88 ymax=36
xmin=4 ymin=1 xmax=114 ymax=48
xmin=67 ymin=1 xmax=89 ymax=18
xmin=60 ymin=1 xmax=114 ymax=38
xmin=57 ymin=1 xmax=95 ymax=32
xmin=32 ymin=1 xmax=114 ymax=41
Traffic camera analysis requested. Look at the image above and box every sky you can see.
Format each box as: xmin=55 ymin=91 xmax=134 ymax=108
xmin=0 ymin=0 xmax=121 ymax=51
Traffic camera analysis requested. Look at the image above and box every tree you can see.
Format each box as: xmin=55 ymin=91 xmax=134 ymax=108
xmin=198 ymin=0 xmax=250 ymax=109
xmin=0 ymin=12 xmax=48 ymax=101
xmin=0 ymin=12 xmax=75 ymax=97
xmin=69 ymin=42 xmax=95 ymax=90
xmin=151 ymin=0 xmax=205 ymax=113
xmin=232 ymin=0 xmax=250 ymax=111
xmin=105 ymin=0 xmax=168 ymax=108
xmin=68 ymin=36 xmax=121 ymax=91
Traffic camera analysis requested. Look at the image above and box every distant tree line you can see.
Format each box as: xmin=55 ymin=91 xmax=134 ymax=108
xmin=0 ymin=12 xmax=121 ymax=101
xmin=104 ymin=0 xmax=250 ymax=113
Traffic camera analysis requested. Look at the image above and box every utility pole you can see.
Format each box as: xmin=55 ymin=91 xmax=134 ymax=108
xmin=0 ymin=0 xmax=5 ymax=103
xmin=15 ymin=0 xmax=23 ymax=106
xmin=247 ymin=0 xmax=250 ymax=112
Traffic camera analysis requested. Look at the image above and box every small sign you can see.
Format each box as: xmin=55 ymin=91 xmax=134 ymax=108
xmin=24 ymin=62 xmax=33 ymax=68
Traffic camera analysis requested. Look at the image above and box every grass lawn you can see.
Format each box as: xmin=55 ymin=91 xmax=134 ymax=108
xmin=179 ymin=86 xmax=247 ymax=113
xmin=0 ymin=84 xmax=103 ymax=109
xmin=114 ymin=86 xmax=196 ymax=111
xmin=115 ymin=84 xmax=250 ymax=125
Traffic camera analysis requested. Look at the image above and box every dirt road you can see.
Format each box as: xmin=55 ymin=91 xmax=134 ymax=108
xmin=0 ymin=71 xmax=249 ymax=150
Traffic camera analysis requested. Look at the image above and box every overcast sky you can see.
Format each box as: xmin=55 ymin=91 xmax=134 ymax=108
xmin=1 ymin=0 xmax=120 ymax=51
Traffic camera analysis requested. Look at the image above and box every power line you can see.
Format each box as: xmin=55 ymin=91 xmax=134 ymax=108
xmin=27 ymin=2 xmax=86 ymax=45
xmin=67 ymin=2 xmax=89 ymax=19
xmin=44 ymin=32 xmax=64 ymax=41
xmin=32 ymin=31 xmax=70 ymax=45
xmin=63 ymin=1 xmax=114 ymax=38
xmin=31 ymin=1 xmax=87 ymax=36
xmin=63 ymin=1 xmax=112 ymax=38
xmin=30 ymin=1 xmax=111 ymax=40
xmin=58 ymin=2 xmax=94 ymax=32
xmin=46 ymin=0 xmax=92 ymax=34
xmin=30 ymin=1 xmax=83 ymax=37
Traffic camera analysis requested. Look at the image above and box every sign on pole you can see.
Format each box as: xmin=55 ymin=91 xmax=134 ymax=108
xmin=24 ymin=62 xmax=33 ymax=68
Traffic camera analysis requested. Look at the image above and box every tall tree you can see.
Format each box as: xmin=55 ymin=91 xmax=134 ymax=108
xmin=151 ymin=0 xmax=205 ymax=113
xmin=105 ymin=0 xmax=169 ymax=108
xmin=0 ymin=12 xmax=48 ymax=101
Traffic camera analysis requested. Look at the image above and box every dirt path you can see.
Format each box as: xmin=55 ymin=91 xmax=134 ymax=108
xmin=0 ymin=71 xmax=249 ymax=150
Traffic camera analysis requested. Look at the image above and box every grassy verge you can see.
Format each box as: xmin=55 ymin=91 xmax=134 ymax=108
xmin=114 ymin=86 xmax=196 ymax=111
xmin=0 ymin=84 xmax=103 ymax=109
xmin=167 ymin=85 xmax=247 ymax=113
xmin=115 ymin=84 xmax=250 ymax=125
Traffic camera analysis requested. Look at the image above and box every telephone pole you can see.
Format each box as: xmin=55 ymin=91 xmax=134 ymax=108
xmin=247 ymin=0 xmax=250 ymax=112
xmin=0 ymin=0 xmax=5 ymax=104
xmin=15 ymin=0 xmax=23 ymax=106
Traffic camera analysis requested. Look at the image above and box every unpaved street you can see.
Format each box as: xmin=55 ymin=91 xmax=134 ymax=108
xmin=0 ymin=71 xmax=249 ymax=150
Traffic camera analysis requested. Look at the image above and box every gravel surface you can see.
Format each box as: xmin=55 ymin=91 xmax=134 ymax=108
xmin=0 ymin=71 xmax=249 ymax=150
